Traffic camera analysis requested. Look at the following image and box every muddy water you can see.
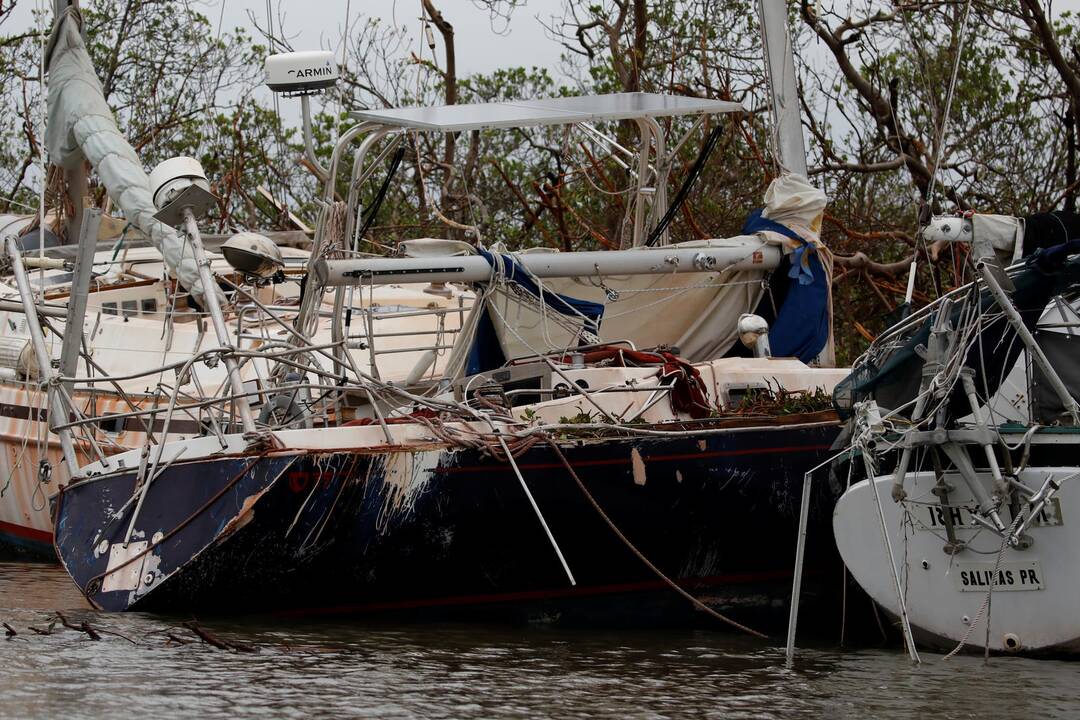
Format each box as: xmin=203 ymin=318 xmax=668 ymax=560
xmin=1 ymin=562 xmax=1078 ymax=719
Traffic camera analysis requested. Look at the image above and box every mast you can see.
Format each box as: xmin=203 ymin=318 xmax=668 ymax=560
xmin=758 ymin=0 xmax=808 ymax=176
xmin=53 ymin=0 xmax=89 ymax=242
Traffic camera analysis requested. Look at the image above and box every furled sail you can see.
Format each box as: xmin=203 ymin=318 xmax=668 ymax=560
xmin=44 ymin=8 xmax=207 ymax=299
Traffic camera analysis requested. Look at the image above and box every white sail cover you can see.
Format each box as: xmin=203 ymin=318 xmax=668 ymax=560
xmin=44 ymin=10 xmax=206 ymax=299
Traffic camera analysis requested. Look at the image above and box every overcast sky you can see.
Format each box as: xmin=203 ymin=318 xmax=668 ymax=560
xmin=8 ymin=0 xmax=569 ymax=77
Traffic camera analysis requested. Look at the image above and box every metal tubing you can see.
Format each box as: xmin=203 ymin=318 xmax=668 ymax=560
xmin=6 ymin=236 xmax=81 ymax=472
xmin=496 ymin=433 xmax=576 ymax=586
xmin=979 ymin=263 xmax=1080 ymax=424
xmin=959 ymin=370 xmax=1008 ymax=497
xmin=0 ymin=299 xmax=68 ymax=316
xmin=181 ymin=208 xmax=256 ymax=434
xmin=316 ymin=239 xmax=780 ymax=286
xmin=60 ymin=206 xmax=101 ymax=398
xmin=631 ymin=121 xmax=653 ymax=247
xmin=785 ymin=471 xmax=813 ymax=663
xmin=862 ymin=450 xmax=921 ymax=664
xmin=290 ymin=120 xmax=382 ymax=350
xmin=301 ymin=94 xmax=330 ymax=182
xmin=640 ymin=116 xmax=668 ymax=242
xmin=940 ymin=442 xmax=1006 ymax=532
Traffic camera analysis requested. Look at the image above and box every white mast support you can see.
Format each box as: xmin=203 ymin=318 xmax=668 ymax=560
xmin=5 ymin=235 xmax=80 ymax=472
xmin=59 ymin=204 xmax=100 ymax=398
xmin=315 ymin=238 xmax=781 ymax=286
xmin=979 ymin=262 xmax=1080 ymax=425
xmin=180 ymin=207 xmax=257 ymax=434
xmin=758 ymin=0 xmax=808 ymax=177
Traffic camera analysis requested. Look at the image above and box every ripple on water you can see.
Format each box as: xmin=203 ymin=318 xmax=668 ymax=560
xmin=2 ymin=563 xmax=1080 ymax=719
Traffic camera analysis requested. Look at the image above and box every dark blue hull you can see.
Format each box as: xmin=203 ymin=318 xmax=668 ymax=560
xmin=0 ymin=522 xmax=55 ymax=562
xmin=54 ymin=420 xmax=842 ymax=626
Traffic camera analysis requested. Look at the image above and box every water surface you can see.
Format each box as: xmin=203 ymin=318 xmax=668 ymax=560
xmin=1 ymin=562 xmax=1076 ymax=719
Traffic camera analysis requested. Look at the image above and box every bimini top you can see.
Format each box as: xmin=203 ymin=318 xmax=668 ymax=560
xmin=349 ymin=92 xmax=745 ymax=132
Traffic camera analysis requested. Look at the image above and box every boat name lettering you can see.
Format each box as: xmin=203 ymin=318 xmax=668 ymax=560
xmin=921 ymin=499 xmax=1062 ymax=531
xmin=953 ymin=561 xmax=1045 ymax=592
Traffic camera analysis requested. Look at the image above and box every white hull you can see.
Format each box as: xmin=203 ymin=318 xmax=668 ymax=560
xmin=834 ymin=468 xmax=1080 ymax=655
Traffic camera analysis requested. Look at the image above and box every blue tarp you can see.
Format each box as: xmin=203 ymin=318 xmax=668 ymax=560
xmin=741 ymin=209 xmax=830 ymax=363
xmin=466 ymin=249 xmax=606 ymax=375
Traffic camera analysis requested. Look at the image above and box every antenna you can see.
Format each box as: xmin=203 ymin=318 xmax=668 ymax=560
xmin=265 ymin=51 xmax=340 ymax=182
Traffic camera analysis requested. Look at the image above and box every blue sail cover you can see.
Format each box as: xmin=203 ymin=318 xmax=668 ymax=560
xmin=741 ymin=209 xmax=829 ymax=363
xmin=466 ymin=249 xmax=607 ymax=375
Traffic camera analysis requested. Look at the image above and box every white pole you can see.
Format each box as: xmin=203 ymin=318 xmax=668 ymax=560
xmin=980 ymin=263 xmax=1080 ymax=424
xmin=6 ymin=235 xmax=80 ymax=472
xmin=863 ymin=450 xmax=921 ymax=664
xmin=785 ymin=470 xmax=813 ymax=663
xmin=496 ymin=434 xmax=576 ymax=586
xmin=315 ymin=240 xmax=781 ymax=287
xmin=182 ymin=207 xmax=256 ymax=434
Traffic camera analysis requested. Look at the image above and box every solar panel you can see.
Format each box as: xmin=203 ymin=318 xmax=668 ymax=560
xmin=350 ymin=92 xmax=744 ymax=132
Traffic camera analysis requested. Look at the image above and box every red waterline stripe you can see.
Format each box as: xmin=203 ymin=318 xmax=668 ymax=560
xmin=441 ymin=443 xmax=834 ymax=475
xmin=0 ymin=519 xmax=52 ymax=545
xmin=275 ymin=569 xmax=795 ymax=618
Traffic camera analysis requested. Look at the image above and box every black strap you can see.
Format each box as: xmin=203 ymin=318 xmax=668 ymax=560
xmin=356 ymin=145 xmax=406 ymax=244
xmin=645 ymin=124 xmax=724 ymax=247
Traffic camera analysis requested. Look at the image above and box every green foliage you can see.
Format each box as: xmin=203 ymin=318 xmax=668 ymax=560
xmin=3 ymin=0 xmax=1080 ymax=364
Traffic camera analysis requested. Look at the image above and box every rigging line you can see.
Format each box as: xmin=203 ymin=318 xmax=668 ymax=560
xmin=884 ymin=83 xmax=940 ymax=302
xmin=644 ymin=124 xmax=723 ymax=247
xmin=264 ymin=0 xmax=277 ymax=52
xmin=926 ymin=0 xmax=974 ymax=209
xmin=543 ymin=437 xmax=768 ymax=640
xmin=892 ymin=0 xmax=941 ymax=132
xmin=214 ymin=0 xmax=226 ymax=41
xmin=263 ymin=0 xmax=291 ymax=228
xmin=36 ymin=0 xmax=46 ymax=288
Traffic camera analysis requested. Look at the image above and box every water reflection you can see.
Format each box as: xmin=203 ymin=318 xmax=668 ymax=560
xmin=1 ymin=563 xmax=1077 ymax=719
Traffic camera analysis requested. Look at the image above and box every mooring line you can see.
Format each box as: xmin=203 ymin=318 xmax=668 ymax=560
xmin=542 ymin=436 xmax=768 ymax=640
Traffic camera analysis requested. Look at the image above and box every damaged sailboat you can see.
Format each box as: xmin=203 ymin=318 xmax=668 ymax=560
xmin=832 ymin=212 xmax=1080 ymax=655
xmin=14 ymin=1 xmax=856 ymax=627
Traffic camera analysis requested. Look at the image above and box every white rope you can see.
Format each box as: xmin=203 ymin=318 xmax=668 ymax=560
xmin=942 ymin=508 xmax=1024 ymax=660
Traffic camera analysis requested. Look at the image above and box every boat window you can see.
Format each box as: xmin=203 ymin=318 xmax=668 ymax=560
xmin=102 ymin=302 xmax=117 ymax=316
xmin=121 ymin=300 xmax=138 ymax=318
xmin=141 ymin=298 xmax=158 ymax=314
xmin=96 ymin=414 xmax=126 ymax=434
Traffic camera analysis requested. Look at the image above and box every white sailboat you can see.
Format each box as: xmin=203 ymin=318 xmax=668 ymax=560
xmin=831 ymin=215 xmax=1080 ymax=655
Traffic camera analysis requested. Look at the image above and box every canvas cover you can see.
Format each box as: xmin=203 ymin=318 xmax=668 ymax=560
xmin=482 ymin=174 xmax=832 ymax=366
xmin=45 ymin=9 xmax=207 ymax=300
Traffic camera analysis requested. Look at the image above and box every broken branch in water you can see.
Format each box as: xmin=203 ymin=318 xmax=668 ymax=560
xmin=165 ymin=632 xmax=195 ymax=646
xmin=3 ymin=622 xmax=16 ymax=637
xmin=183 ymin=621 xmax=256 ymax=653
xmin=55 ymin=611 xmax=100 ymax=641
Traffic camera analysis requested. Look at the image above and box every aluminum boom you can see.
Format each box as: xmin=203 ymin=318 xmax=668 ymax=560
xmin=315 ymin=238 xmax=780 ymax=287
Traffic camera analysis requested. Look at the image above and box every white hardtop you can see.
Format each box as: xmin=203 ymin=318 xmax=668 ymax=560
xmin=350 ymin=92 xmax=744 ymax=132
